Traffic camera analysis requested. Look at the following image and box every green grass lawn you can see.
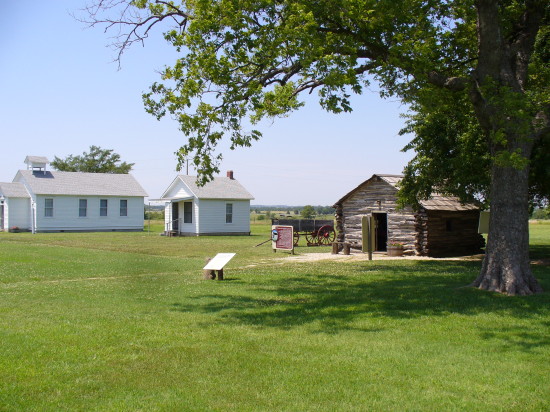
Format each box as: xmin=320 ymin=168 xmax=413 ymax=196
xmin=0 ymin=223 xmax=548 ymax=411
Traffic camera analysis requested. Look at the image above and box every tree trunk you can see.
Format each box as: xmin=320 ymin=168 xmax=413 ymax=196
xmin=471 ymin=162 xmax=543 ymax=295
xmin=469 ymin=0 xmax=546 ymax=295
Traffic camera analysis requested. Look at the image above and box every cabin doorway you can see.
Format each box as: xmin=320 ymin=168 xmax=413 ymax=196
xmin=373 ymin=212 xmax=388 ymax=251
xmin=172 ymin=202 xmax=179 ymax=231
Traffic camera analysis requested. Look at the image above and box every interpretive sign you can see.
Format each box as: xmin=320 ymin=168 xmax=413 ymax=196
xmin=203 ymin=253 xmax=236 ymax=271
xmin=271 ymin=225 xmax=294 ymax=251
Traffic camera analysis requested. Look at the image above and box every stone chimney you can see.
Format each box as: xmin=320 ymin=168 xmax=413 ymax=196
xmin=227 ymin=170 xmax=234 ymax=180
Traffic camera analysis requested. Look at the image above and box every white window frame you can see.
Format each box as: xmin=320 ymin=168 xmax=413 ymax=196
xmin=183 ymin=201 xmax=192 ymax=224
xmin=44 ymin=198 xmax=54 ymax=218
xmin=100 ymin=199 xmax=108 ymax=217
xmin=225 ymin=202 xmax=233 ymax=224
xmin=120 ymin=199 xmax=128 ymax=217
xmin=79 ymin=199 xmax=88 ymax=217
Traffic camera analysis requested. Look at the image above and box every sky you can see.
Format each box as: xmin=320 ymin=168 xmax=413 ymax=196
xmin=0 ymin=1 xmax=414 ymax=206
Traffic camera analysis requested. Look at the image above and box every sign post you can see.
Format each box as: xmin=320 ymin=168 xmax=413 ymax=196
xmin=478 ymin=211 xmax=490 ymax=234
xmin=271 ymin=225 xmax=294 ymax=254
xmin=203 ymin=253 xmax=236 ymax=280
xmin=362 ymin=216 xmax=374 ymax=260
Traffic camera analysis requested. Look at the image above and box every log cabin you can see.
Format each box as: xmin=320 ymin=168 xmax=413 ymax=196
xmin=333 ymin=174 xmax=485 ymax=257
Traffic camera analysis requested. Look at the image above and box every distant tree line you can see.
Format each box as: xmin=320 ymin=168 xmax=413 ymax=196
xmin=252 ymin=205 xmax=335 ymax=218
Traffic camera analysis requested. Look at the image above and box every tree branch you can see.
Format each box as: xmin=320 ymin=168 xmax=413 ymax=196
xmin=427 ymin=72 xmax=469 ymax=91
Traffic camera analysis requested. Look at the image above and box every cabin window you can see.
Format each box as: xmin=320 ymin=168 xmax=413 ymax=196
xmin=45 ymin=198 xmax=53 ymax=217
xmin=100 ymin=199 xmax=108 ymax=217
xmin=79 ymin=199 xmax=88 ymax=217
xmin=226 ymin=203 xmax=233 ymax=224
xmin=446 ymin=219 xmax=453 ymax=232
xmin=120 ymin=199 xmax=128 ymax=217
xmin=183 ymin=201 xmax=192 ymax=223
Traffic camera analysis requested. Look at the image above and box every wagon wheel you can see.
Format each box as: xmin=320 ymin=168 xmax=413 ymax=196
xmin=293 ymin=231 xmax=300 ymax=246
xmin=305 ymin=231 xmax=316 ymax=245
xmin=317 ymin=225 xmax=336 ymax=246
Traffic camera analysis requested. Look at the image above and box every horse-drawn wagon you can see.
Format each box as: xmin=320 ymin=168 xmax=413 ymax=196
xmin=271 ymin=219 xmax=336 ymax=246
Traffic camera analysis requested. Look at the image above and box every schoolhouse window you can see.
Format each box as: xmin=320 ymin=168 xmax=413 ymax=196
xmin=100 ymin=199 xmax=108 ymax=216
xmin=226 ymin=203 xmax=233 ymax=224
xmin=183 ymin=201 xmax=192 ymax=223
xmin=79 ymin=199 xmax=88 ymax=217
xmin=120 ymin=199 xmax=128 ymax=217
xmin=45 ymin=198 xmax=53 ymax=217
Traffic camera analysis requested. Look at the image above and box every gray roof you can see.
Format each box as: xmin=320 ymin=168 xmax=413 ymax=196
xmin=335 ymin=174 xmax=478 ymax=211
xmin=16 ymin=170 xmax=148 ymax=197
xmin=24 ymin=156 xmax=49 ymax=164
xmin=177 ymin=175 xmax=254 ymax=200
xmin=0 ymin=182 xmax=30 ymax=198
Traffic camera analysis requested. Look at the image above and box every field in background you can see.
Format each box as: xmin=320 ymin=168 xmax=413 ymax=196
xmin=0 ymin=223 xmax=548 ymax=410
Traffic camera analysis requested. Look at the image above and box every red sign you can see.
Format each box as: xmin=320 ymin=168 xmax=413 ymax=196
xmin=272 ymin=225 xmax=294 ymax=251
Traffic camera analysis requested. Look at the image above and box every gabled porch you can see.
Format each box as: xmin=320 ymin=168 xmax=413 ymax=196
xmin=150 ymin=196 xmax=195 ymax=236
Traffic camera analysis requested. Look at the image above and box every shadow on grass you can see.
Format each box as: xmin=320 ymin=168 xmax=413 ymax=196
xmin=478 ymin=322 xmax=550 ymax=353
xmin=171 ymin=260 xmax=550 ymax=341
xmin=530 ymin=243 xmax=550 ymax=261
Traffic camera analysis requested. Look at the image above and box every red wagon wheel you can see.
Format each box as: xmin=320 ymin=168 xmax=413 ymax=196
xmin=293 ymin=231 xmax=300 ymax=246
xmin=317 ymin=225 xmax=336 ymax=246
xmin=305 ymin=231 xmax=316 ymax=245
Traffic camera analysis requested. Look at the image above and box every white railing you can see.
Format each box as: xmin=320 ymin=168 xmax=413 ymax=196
xmin=165 ymin=218 xmax=182 ymax=233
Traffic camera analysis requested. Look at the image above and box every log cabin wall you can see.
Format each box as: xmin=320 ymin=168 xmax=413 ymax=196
xmin=424 ymin=210 xmax=485 ymax=257
xmin=415 ymin=209 xmax=429 ymax=255
xmin=336 ymin=176 xmax=417 ymax=255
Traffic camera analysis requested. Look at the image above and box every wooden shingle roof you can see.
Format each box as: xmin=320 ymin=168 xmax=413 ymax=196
xmin=334 ymin=174 xmax=478 ymax=211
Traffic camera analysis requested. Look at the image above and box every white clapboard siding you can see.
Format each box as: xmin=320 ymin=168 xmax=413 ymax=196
xmin=5 ymin=198 xmax=31 ymax=230
xmin=197 ymin=199 xmax=250 ymax=234
xmin=34 ymin=195 xmax=144 ymax=231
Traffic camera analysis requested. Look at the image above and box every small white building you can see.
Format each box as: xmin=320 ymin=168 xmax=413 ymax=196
xmin=0 ymin=156 xmax=148 ymax=233
xmin=157 ymin=171 xmax=254 ymax=236
xmin=0 ymin=182 xmax=32 ymax=231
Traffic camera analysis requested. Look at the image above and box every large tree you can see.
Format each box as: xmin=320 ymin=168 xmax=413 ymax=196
xmin=52 ymin=145 xmax=134 ymax=174
xmin=83 ymin=0 xmax=548 ymax=295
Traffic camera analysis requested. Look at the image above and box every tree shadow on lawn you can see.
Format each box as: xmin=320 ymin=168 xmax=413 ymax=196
xmin=171 ymin=260 xmax=550 ymax=340
xmin=478 ymin=322 xmax=550 ymax=353
xmin=530 ymin=243 xmax=550 ymax=261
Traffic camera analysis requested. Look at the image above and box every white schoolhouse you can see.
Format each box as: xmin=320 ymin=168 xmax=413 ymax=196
xmin=157 ymin=171 xmax=254 ymax=236
xmin=0 ymin=156 xmax=147 ymax=232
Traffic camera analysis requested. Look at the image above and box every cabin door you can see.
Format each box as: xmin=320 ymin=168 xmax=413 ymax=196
xmin=373 ymin=212 xmax=388 ymax=251
xmin=172 ymin=202 xmax=179 ymax=231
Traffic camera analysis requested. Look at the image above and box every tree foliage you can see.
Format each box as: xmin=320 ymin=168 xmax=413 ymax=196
xmin=398 ymin=13 xmax=550 ymax=210
xmin=51 ymin=145 xmax=134 ymax=174
xmin=82 ymin=0 xmax=549 ymax=295
xmin=301 ymin=205 xmax=316 ymax=219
